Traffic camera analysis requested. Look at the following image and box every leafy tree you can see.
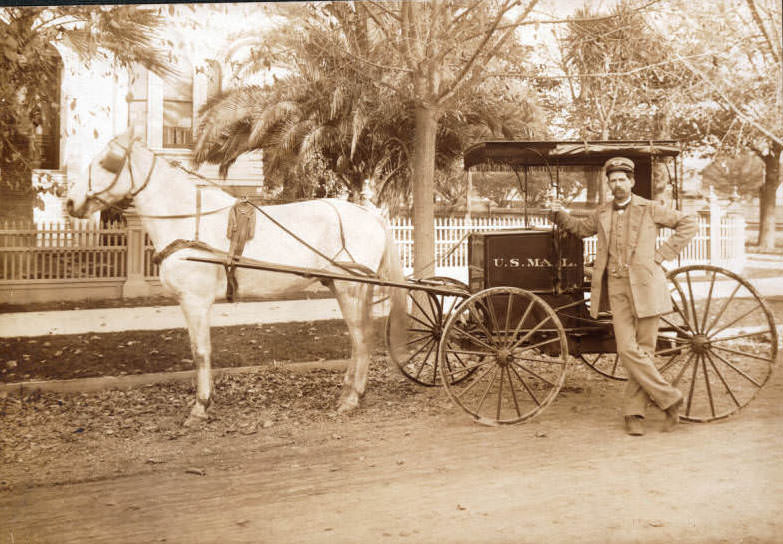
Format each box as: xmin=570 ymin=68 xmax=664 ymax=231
xmin=554 ymin=2 xmax=694 ymax=203
xmin=0 ymin=5 xmax=174 ymax=219
xmin=649 ymin=0 xmax=782 ymax=248
xmin=195 ymin=1 xmax=544 ymax=276
xmin=194 ymin=2 xmax=545 ymax=221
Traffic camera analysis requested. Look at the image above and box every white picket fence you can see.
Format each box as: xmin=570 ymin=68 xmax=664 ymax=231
xmin=390 ymin=211 xmax=745 ymax=283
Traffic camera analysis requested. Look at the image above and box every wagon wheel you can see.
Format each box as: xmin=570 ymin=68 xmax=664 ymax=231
xmin=386 ymin=276 xmax=471 ymax=386
xmin=438 ymin=287 xmax=570 ymax=425
xmin=654 ymin=265 xmax=778 ymax=422
xmin=579 ymin=353 xmax=627 ymax=381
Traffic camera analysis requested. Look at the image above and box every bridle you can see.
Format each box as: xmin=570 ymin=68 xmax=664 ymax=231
xmin=85 ymin=136 xmax=157 ymax=210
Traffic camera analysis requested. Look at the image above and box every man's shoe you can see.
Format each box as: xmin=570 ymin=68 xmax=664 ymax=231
xmin=662 ymin=398 xmax=682 ymax=432
xmin=624 ymin=415 xmax=644 ymax=436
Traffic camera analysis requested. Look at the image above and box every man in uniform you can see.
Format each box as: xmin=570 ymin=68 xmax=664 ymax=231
xmin=550 ymin=157 xmax=698 ymax=435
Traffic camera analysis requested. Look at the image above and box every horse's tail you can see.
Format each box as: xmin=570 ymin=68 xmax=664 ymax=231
xmin=377 ymin=219 xmax=408 ymax=365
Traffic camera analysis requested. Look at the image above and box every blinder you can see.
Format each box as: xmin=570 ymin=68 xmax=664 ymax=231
xmin=100 ymin=144 xmax=127 ymax=173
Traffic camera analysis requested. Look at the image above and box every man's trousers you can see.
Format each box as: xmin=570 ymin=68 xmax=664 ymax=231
xmin=607 ymin=276 xmax=683 ymax=417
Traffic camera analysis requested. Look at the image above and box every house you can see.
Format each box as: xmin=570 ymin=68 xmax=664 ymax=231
xmin=29 ymin=4 xmax=279 ymax=224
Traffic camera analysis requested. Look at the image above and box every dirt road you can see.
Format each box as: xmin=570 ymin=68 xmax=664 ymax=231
xmin=2 ymin=363 xmax=782 ymax=544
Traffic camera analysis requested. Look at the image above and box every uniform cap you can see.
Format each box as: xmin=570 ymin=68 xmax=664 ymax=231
xmin=604 ymin=156 xmax=635 ymax=175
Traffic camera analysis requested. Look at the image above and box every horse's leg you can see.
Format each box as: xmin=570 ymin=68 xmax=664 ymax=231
xmin=330 ymin=280 xmax=374 ymax=413
xmin=180 ymin=294 xmax=214 ymax=427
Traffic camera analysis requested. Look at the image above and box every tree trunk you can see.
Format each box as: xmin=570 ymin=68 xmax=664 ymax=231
xmin=757 ymin=143 xmax=781 ymax=250
xmin=411 ymin=104 xmax=439 ymax=277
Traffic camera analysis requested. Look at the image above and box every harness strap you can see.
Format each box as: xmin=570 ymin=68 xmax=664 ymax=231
xmin=322 ymin=200 xmax=358 ymax=264
xmin=152 ymin=239 xmax=218 ymax=265
xmin=244 ymin=200 xmax=372 ymax=277
xmin=195 ymin=186 xmax=202 ymax=241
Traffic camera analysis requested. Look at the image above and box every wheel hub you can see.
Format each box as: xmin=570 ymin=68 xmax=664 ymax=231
xmin=496 ymin=348 xmax=512 ymax=366
xmin=691 ymin=334 xmax=711 ymax=354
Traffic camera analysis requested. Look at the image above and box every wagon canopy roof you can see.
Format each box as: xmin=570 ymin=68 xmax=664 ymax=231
xmin=463 ymin=140 xmax=681 ymax=170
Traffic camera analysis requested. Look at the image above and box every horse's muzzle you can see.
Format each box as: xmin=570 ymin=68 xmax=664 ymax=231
xmin=65 ymin=198 xmax=84 ymax=218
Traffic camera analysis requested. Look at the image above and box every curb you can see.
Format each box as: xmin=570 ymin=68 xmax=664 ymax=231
xmin=0 ymin=359 xmax=349 ymax=396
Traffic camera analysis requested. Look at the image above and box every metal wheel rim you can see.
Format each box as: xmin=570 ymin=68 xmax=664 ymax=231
xmin=438 ymin=287 xmax=570 ymax=425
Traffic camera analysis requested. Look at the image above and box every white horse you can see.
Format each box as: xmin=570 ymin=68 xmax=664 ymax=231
xmin=66 ymin=131 xmax=407 ymax=426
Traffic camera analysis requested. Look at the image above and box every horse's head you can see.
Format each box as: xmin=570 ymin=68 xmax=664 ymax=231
xmin=66 ymin=130 xmax=147 ymax=218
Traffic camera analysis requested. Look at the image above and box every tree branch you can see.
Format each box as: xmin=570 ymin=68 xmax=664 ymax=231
xmin=436 ymin=0 xmax=538 ymax=105
xmin=487 ymin=50 xmax=722 ymax=79
xmin=745 ymin=0 xmax=782 ymax=63
xmin=678 ymin=55 xmax=783 ymax=147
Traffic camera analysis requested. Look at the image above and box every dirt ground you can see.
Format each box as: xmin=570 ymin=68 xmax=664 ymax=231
xmin=1 ymin=356 xmax=782 ymax=544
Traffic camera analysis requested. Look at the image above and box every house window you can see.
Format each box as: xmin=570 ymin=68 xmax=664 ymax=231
xmin=127 ymin=67 xmax=148 ymax=142
xmin=127 ymin=62 xmax=195 ymax=149
xmin=163 ymin=73 xmax=193 ymax=149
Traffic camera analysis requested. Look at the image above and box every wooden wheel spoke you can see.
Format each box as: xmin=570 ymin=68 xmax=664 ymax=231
xmin=699 ymin=269 xmax=717 ymax=331
xmin=442 ymin=358 xmax=492 ymax=378
xmin=414 ymin=341 xmax=437 ymax=380
xmin=445 ymin=347 xmax=493 ymax=357
xmin=514 ymin=335 xmax=561 ymax=355
xmin=405 ymin=336 xmax=437 ymax=362
xmin=467 ymin=301 xmax=496 ymax=342
xmin=704 ymin=282 xmax=742 ymax=335
xmin=517 ymin=353 xmax=565 ymax=365
xmin=705 ymin=352 xmax=742 ymax=408
xmin=505 ymin=366 xmax=523 ymax=416
xmin=504 ymin=294 xmax=514 ymax=335
xmin=410 ymin=294 xmax=436 ymax=327
xmin=709 ymin=329 xmax=772 ymax=344
xmin=454 ymin=361 xmax=497 ymax=399
xmin=484 ymin=296 xmax=502 ymax=336
xmin=406 ymin=331 xmax=435 ymax=344
xmin=685 ymin=351 xmax=700 ymax=417
xmin=610 ymin=353 xmax=620 ymax=375
xmin=443 ymin=348 xmax=477 ymax=383
xmin=449 ymin=324 xmax=496 ymax=352
xmin=707 ymin=304 xmax=763 ymax=339
xmin=654 ymin=344 xmax=688 ymax=357
xmin=685 ymin=270 xmax=701 ymax=332
xmin=671 ymin=351 xmax=697 ymax=387
xmin=505 ymin=299 xmax=535 ymax=349
xmin=511 ymin=360 xmax=557 ymax=388
xmin=701 ymin=355 xmax=716 ymax=418
xmin=659 ymin=314 xmax=694 ymax=338
xmin=668 ymin=283 xmax=696 ymax=332
xmin=709 ymin=349 xmax=764 ymax=388
xmin=508 ymin=314 xmax=554 ymax=351
xmin=710 ymin=344 xmax=775 ymax=364
xmin=509 ymin=363 xmax=540 ymax=406
xmin=473 ymin=366 xmax=499 ymax=415
xmin=426 ymin=293 xmax=440 ymax=323
xmin=407 ymin=311 xmax=434 ymax=330
xmin=496 ymin=362 xmax=505 ymax=420
xmin=657 ymin=349 xmax=690 ymax=374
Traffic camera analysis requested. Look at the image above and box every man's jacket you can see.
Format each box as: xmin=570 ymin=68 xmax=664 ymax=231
xmin=554 ymin=195 xmax=698 ymax=319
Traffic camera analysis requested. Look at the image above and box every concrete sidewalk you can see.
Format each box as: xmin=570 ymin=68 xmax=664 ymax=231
xmin=2 ymin=259 xmax=781 ymax=339
xmin=0 ymin=298 xmax=344 ymax=338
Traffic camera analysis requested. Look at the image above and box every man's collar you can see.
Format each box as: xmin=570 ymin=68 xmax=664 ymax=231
xmin=613 ymin=196 xmax=632 ymax=210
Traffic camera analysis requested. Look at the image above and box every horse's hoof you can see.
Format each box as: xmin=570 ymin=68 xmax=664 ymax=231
xmin=337 ymin=393 xmax=359 ymax=414
xmin=184 ymin=404 xmax=209 ymax=428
